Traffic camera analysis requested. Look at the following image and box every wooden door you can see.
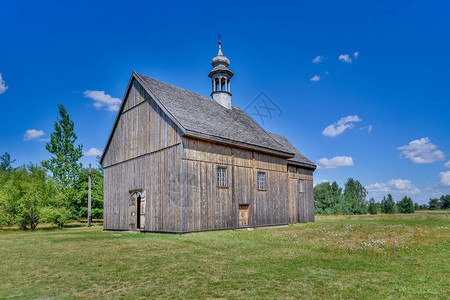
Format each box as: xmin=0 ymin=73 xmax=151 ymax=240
xmin=239 ymin=204 xmax=249 ymax=227
xmin=130 ymin=195 xmax=137 ymax=229
xmin=139 ymin=196 xmax=145 ymax=230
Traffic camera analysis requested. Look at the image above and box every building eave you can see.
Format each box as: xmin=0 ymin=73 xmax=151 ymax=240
xmin=184 ymin=129 xmax=295 ymax=158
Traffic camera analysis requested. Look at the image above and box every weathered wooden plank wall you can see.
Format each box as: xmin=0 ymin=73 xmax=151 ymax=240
xmin=102 ymin=78 xmax=182 ymax=168
xmin=181 ymin=137 xmax=290 ymax=232
xmin=103 ymin=79 xmax=315 ymax=233
xmin=288 ymin=166 xmax=315 ymax=223
xmin=103 ymin=144 xmax=182 ymax=231
xmin=181 ymin=138 xmax=233 ymax=231
xmin=103 ymin=79 xmax=184 ymax=232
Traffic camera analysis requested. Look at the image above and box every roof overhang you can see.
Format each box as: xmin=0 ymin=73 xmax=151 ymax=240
xmin=287 ymin=160 xmax=317 ymax=170
xmin=184 ymin=130 xmax=295 ymax=158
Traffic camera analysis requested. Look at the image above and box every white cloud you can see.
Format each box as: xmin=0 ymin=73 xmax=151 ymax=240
xmin=310 ymin=75 xmax=321 ymax=82
xmin=312 ymin=55 xmax=324 ymax=63
xmin=84 ymin=90 xmax=121 ymax=111
xmin=339 ymin=54 xmax=352 ymax=63
xmin=440 ymin=171 xmax=450 ymax=186
xmin=444 ymin=161 xmax=450 ymax=169
xmin=360 ymin=125 xmax=373 ymax=133
xmin=23 ymin=129 xmax=45 ymax=141
xmin=83 ymin=147 xmax=103 ymax=157
xmin=316 ymin=156 xmax=354 ymax=169
xmin=314 ymin=179 xmax=329 ymax=187
xmin=0 ymin=73 xmax=7 ymax=95
xmin=353 ymin=51 xmax=359 ymax=59
xmin=322 ymin=115 xmax=362 ymax=137
xmin=366 ymin=179 xmax=420 ymax=196
xmin=397 ymin=137 xmax=445 ymax=164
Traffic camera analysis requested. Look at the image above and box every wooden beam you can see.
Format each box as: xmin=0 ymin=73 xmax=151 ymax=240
xmin=252 ymin=151 xmax=257 ymax=228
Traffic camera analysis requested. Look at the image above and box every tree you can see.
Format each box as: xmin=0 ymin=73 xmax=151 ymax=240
xmin=397 ymin=196 xmax=415 ymax=214
xmin=381 ymin=194 xmax=395 ymax=214
xmin=343 ymin=178 xmax=368 ymax=214
xmin=419 ymin=204 xmax=428 ymax=210
xmin=0 ymin=152 xmax=15 ymax=172
xmin=414 ymin=202 xmax=420 ymax=211
xmin=0 ymin=164 xmax=56 ymax=230
xmin=439 ymin=195 xmax=450 ymax=210
xmin=428 ymin=198 xmax=441 ymax=210
xmin=71 ymin=163 xmax=104 ymax=220
xmin=0 ymin=152 xmax=15 ymax=186
xmin=368 ymin=198 xmax=379 ymax=214
xmin=42 ymin=104 xmax=83 ymax=209
xmin=314 ymin=181 xmax=342 ymax=214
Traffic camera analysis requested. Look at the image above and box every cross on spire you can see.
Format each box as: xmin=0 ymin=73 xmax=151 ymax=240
xmin=218 ymin=32 xmax=222 ymax=42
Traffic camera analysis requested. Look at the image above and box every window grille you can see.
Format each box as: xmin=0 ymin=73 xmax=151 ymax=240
xmin=217 ymin=167 xmax=228 ymax=187
xmin=299 ymin=179 xmax=305 ymax=193
xmin=257 ymin=172 xmax=266 ymax=191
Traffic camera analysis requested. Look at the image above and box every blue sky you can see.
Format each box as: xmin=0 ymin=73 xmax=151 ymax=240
xmin=0 ymin=0 xmax=449 ymax=204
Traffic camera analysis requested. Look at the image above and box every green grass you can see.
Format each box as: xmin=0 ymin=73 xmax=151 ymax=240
xmin=0 ymin=214 xmax=449 ymax=299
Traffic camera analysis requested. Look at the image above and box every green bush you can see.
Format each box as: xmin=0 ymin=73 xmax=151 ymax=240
xmin=41 ymin=207 xmax=71 ymax=228
xmin=381 ymin=194 xmax=395 ymax=214
xmin=368 ymin=198 xmax=379 ymax=214
xmin=397 ymin=196 xmax=414 ymax=214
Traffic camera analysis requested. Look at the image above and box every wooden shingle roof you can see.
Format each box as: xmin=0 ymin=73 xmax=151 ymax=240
xmin=101 ymin=71 xmax=315 ymax=167
xmin=267 ymin=132 xmax=316 ymax=169
xmin=136 ymin=72 xmax=292 ymax=157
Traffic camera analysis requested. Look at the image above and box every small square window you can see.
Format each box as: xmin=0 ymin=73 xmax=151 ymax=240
xmin=217 ymin=167 xmax=228 ymax=187
xmin=257 ymin=172 xmax=266 ymax=191
xmin=299 ymin=179 xmax=305 ymax=193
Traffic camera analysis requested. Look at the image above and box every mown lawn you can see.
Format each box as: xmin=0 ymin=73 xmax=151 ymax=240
xmin=0 ymin=214 xmax=449 ymax=299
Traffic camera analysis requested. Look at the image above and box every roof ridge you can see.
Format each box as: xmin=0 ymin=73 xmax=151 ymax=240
xmin=136 ymin=72 xmax=213 ymax=102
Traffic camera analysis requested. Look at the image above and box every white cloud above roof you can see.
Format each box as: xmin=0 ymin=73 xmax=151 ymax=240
xmin=312 ymin=55 xmax=323 ymax=63
xmin=0 ymin=73 xmax=7 ymax=95
xmin=339 ymin=54 xmax=352 ymax=63
xmin=322 ymin=115 xmax=362 ymax=137
xmin=316 ymin=156 xmax=354 ymax=169
xmin=23 ymin=129 xmax=45 ymax=141
xmin=397 ymin=137 xmax=445 ymax=164
xmin=310 ymin=75 xmax=321 ymax=82
xmin=366 ymin=179 xmax=420 ymax=196
xmin=439 ymin=171 xmax=450 ymax=186
xmin=83 ymin=147 xmax=103 ymax=157
xmin=84 ymin=90 xmax=121 ymax=111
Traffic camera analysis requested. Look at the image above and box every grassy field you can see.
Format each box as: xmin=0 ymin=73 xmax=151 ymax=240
xmin=0 ymin=214 xmax=449 ymax=299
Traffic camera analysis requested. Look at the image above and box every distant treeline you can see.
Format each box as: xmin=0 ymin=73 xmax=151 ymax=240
xmin=314 ymin=179 xmax=450 ymax=215
xmin=0 ymin=105 xmax=103 ymax=230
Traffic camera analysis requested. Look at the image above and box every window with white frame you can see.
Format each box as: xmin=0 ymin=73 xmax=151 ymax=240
xmin=257 ymin=172 xmax=267 ymax=191
xmin=298 ymin=179 xmax=305 ymax=193
xmin=217 ymin=167 xmax=228 ymax=187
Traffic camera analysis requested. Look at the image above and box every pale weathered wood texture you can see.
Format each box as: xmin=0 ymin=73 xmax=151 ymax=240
xmin=288 ymin=166 xmax=315 ymax=223
xmin=104 ymin=144 xmax=182 ymax=232
xmin=103 ymin=78 xmax=315 ymax=233
xmin=180 ymin=137 xmax=290 ymax=232
xmin=102 ymin=78 xmax=182 ymax=168
xmin=103 ymin=79 xmax=184 ymax=232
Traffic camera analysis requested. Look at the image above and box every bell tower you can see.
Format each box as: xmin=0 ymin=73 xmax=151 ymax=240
xmin=208 ymin=40 xmax=234 ymax=109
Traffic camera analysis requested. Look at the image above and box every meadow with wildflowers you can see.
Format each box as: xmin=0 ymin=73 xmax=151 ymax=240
xmin=0 ymin=213 xmax=448 ymax=298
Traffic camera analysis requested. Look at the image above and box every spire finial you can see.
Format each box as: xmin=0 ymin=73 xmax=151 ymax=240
xmin=217 ymin=33 xmax=223 ymax=55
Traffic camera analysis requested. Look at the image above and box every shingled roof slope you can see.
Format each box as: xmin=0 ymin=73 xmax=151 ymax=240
xmin=267 ymin=132 xmax=316 ymax=169
xmin=136 ymin=73 xmax=291 ymax=155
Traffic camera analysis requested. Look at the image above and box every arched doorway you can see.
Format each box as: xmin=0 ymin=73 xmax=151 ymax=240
xmin=129 ymin=191 xmax=142 ymax=230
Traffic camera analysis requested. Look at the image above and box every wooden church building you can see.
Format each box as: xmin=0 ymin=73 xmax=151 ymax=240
xmin=101 ymin=42 xmax=316 ymax=233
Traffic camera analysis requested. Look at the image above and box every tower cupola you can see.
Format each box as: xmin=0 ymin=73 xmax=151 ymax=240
xmin=209 ymin=41 xmax=233 ymax=109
